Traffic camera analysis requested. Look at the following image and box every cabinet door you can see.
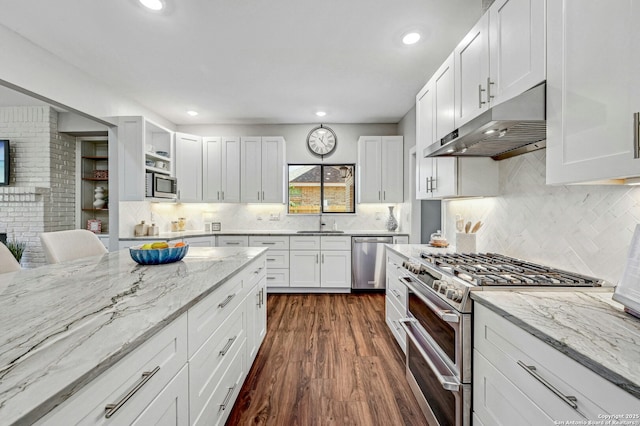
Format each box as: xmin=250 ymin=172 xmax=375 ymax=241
xmin=217 ymin=236 xmax=249 ymax=247
xmin=240 ymin=137 xmax=262 ymax=202
xmin=431 ymin=157 xmax=458 ymax=198
xmin=175 ymin=133 xmax=203 ymax=202
xmin=489 ymin=0 xmax=545 ymax=106
xmin=184 ymin=236 xmax=215 ymax=247
xmin=131 ymin=365 xmax=189 ymax=426
xmin=416 ymin=81 xmax=435 ymax=200
xmin=203 ymin=137 xmax=222 ymax=201
xmin=320 ymin=250 xmax=351 ymax=288
xmin=118 ymin=117 xmax=145 ymax=201
xmin=289 ymin=251 xmax=321 ymax=287
xmin=221 ymin=136 xmax=241 ymax=202
xmin=454 ymin=13 xmax=490 ymax=126
xmin=547 ymin=1 xmax=640 ymax=184
xmin=357 ymin=136 xmax=382 ymax=203
xmin=381 ymin=136 xmax=404 ymax=203
xmin=261 ymin=136 xmax=285 ymax=203
xmin=434 ymin=53 xmax=457 ymax=142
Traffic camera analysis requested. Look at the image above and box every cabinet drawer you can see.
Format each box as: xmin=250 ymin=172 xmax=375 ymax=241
xmin=189 ymin=303 xmax=245 ymax=424
xmin=244 ymin=256 xmax=267 ymax=289
xmin=320 ymin=236 xmax=351 ymax=250
xmin=39 ymin=315 xmax=188 ymax=425
xmin=131 ymin=364 xmax=189 ymax=425
xmin=248 ymin=236 xmax=289 ymax=249
xmin=385 ymin=295 xmax=406 ymax=353
xmin=474 ymin=350 xmax=554 ymax=426
xmin=188 ymin=275 xmax=244 ymax=357
xmin=192 ymin=338 xmax=246 ymax=426
xmin=475 ymin=304 xmax=640 ymax=419
xmin=387 ymin=273 xmax=407 ymax=309
xmin=183 ymin=236 xmax=215 ymax=247
xmin=290 ymin=235 xmax=320 ymax=250
xmin=265 ymin=250 xmax=289 ymax=268
xmin=217 ymin=236 xmax=249 ymax=247
xmin=266 ymin=268 xmax=289 ymax=287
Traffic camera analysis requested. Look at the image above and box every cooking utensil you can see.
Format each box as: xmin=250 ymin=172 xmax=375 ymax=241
xmin=471 ymin=221 xmax=483 ymax=233
xmin=464 ymin=221 xmax=472 ymax=233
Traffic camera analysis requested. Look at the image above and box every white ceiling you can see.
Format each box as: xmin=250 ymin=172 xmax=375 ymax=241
xmin=0 ymin=0 xmax=482 ymax=125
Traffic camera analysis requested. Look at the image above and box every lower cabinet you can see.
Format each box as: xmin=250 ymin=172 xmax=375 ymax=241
xmin=474 ymin=303 xmax=640 ymax=424
xmin=289 ymin=236 xmax=351 ymax=290
xmin=37 ymin=254 xmax=267 ymax=426
xmin=385 ymin=250 xmax=407 ymax=353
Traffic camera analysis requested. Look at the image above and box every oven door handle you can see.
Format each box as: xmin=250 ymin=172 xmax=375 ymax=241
xmin=398 ymin=318 xmax=461 ymax=392
xmin=399 ymin=276 xmax=460 ymax=324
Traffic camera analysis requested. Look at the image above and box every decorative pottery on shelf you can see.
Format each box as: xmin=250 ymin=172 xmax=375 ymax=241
xmin=93 ymin=187 xmax=106 ymax=209
xmin=386 ymin=206 xmax=398 ymax=231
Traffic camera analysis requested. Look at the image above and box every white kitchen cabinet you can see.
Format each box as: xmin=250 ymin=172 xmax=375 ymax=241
xmin=289 ymin=236 xmax=351 ymax=289
xmin=244 ymin=260 xmax=267 ymax=365
xmin=240 ymin=136 xmax=286 ymax=203
xmin=250 ymin=235 xmax=290 ymax=288
xmin=434 ymin=53 xmax=456 ymax=142
xmin=546 ymin=1 xmax=640 ymax=184
xmin=132 ymin=365 xmax=189 ymax=426
xmin=183 ymin=236 xmax=215 ymax=247
xmin=290 ymin=250 xmax=321 ymax=288
xmin=392 ymin=236 xmax=409 ymax=244
xmin=357 ymin=136 xmax=403 ymax=203
xmin=117 ymin=116 xmax=173 ymax=201
xmin=416 ymin=80 xmax=435 ymax=199
xmin=473 ymin=303 xmax=640 ymax=424
xmin=320 ymin=250 xmax=351 ymax=289
xmin=454 ymin=0 xmax=545 ymax=126
xmin=175 ymin=132 xmax=203 ymax=202
xmin=420 ymin=157 xmax=498 ymax=199
xmin=203 ymin=136 xmax=241 ymax=202
xmin=217 ymin=235 xmax=249 ymax=247
xmin=385 ymin=250 xmax=407 ymax=353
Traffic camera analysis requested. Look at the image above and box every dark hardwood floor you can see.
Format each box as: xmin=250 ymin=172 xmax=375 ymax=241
xmin=226 ymin=293 xmax=427 ymax=425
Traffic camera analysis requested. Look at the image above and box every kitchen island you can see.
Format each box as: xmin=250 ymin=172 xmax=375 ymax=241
xmin=0 ymin=246 xmax=267 ymax=425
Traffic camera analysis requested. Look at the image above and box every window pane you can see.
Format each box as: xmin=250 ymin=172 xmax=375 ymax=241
xmin=288 ymin=165 xmax=321 ymax=214
xmin=323 ymin=165 xmax=355 ymax=213
xmin=288 ymin=164 xmax=355 ymax=214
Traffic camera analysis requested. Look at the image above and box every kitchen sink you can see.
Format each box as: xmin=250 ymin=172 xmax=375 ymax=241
xmin=296 ymin=230 xmax=345 ymax=234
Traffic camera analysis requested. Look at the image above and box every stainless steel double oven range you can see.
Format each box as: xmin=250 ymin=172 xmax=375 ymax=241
xmin=397 ymin=252 xmax=605 ymax=426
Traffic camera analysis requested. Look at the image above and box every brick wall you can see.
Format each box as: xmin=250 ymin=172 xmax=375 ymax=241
xmin=0 ymin=106 xmax=76 ymax=268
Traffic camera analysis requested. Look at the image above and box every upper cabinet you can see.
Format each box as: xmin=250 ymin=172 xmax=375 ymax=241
xmin=420 ymin=157 xmax=498 ymax=200
xmin=546 ymin=1 xmax=640 ymax=184
xmin=434 ymin=54 xmax=457 ymax=142
xmin=240 ymin=136 xmax=286 ymax=203
xmin=454 ymin=0 xmax=545 ymax=126
xmin=117 ymin=117 xmax=173 ymax=201
xmin=416 ymin=81 xmax=435 ymax=199
xmin=357 ymin=136 xmax=404 ymax=203
xmin=175 ymin=132 xmax=202 ymax=202
xmin=202 ymin=136 xmax=241 ymax=203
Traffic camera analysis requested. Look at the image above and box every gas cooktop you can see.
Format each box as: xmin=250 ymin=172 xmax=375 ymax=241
xmin=419 ymin=252 xmax=606 ymax=287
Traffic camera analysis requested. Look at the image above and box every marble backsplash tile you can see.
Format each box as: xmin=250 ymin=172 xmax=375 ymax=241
xmin=443 ymin=150 xmax=640 ymax=285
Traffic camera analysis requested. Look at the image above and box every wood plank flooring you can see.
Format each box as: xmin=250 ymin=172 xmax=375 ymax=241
xmin=226 ymin=293 xmax=427 ymax=425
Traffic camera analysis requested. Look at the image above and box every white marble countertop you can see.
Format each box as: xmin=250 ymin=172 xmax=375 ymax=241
xmin=386 ymin=243 xmax=456 ymax=259
xmin=0 ymin=246 xmax=267 ymax=425
xmin=120 ymin=229 xmax=410 ymax=240
xmin=471 ymin=291 xmax=640 ymax=400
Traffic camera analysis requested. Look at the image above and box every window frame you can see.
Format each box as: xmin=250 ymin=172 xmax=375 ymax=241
xmin=287 ymin=163 xmax=356 ymax=215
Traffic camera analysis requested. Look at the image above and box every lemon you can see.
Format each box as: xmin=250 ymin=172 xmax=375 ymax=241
xmin=140 ymin=243 xmax=153 ymax=250
xmin=151 ymin=242 xmax=169 ymax=249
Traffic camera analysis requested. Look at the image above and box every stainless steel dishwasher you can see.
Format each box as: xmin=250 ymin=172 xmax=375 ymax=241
xmin=351 ymin=236 xmax=393 ymax=290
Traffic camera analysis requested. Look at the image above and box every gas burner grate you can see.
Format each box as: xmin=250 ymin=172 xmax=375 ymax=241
xmin=420 ymin=252 xmax=604 ymax=287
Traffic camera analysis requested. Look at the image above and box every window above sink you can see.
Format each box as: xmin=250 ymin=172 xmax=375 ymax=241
xmin=288 ymin=164 xmax=355 ymax=214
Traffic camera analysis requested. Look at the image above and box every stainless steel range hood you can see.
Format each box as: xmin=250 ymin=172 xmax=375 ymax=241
xmin=424 ymin=83 xmax=546 ymax=161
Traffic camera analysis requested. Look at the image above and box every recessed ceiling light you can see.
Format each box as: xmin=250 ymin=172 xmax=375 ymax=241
xmin=139 ymin=0 xmax=164 ymax=11
xmin=316 ymin=111 xmax=327 ymax=117
xmin=186 ymin=110 xmax=198 ymax=116
xmin=402 ymin=32 xmax=421 ymax=45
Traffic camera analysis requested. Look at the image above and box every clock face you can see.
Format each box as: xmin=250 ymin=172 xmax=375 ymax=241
xmin=307 ymin=126 xmax=337 ymax=156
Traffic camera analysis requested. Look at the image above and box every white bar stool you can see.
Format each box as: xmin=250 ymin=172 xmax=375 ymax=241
xmin=40 ymin=230 xmax=108 ymax=264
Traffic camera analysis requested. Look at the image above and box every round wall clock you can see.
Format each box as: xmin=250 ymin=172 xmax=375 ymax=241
xmin=306 ymin=125 xmax=337 ymax=157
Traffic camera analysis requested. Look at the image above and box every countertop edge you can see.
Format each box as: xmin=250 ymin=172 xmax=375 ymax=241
xmin=471 ymin=295 xmax=640 ymax=400
xmin=120 ymin=230 xmax=410 ymax=240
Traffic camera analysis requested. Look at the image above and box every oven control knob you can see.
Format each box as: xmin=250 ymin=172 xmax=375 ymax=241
xmin=449 ymin=289 xmax=463 ymax=303
xmin=432 ymin=279 xmax=444 ymax=291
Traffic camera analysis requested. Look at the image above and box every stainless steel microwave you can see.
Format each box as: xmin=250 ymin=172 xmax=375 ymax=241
xmin=145 ymin=172 xmax=177 ymax=199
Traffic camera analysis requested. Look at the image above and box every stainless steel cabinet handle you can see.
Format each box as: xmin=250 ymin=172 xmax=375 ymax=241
xmin=316 ymin=254 xmax=319 ymax=263
xmin=391 ymin=289 xmax=401 ymax=299
xmin=104 ymin=366 xmax=160 ymax=418
xmin=378 ymin=190 xmax=381 ymax=201
xmin=431 ymin=177 xmax=437 ymax=191
xmin=260 ymin=288 xmax=265 ymax=305
xmin=219 ymin=336 xmax=237 ymax=356
xmin=217 ymin=191 xmax=220 ymax=200
xmin=222 ymin=191 xmax=225 ymax=200
xmin=517 ymin=361 xmax=578 ymax=410
xmin=262 ymin=191 xmax=265 ymax=200
xmin=478 ymin=84 xmax=486 ymax=108
xmin=267 ymin=258 xmax=276 ymax=262
xmin=262 ymin=242 xmax=276 ymax=245
xmin=267 ymin=276 xmax=276 ymax=280
xmin=321 ymin=254 xmax=324 ymax=263
xmin=225 ymin=241 xmax=240 ymax=245
xmin=254 ymin=266 xmax=264 ymax=273
xmin=257 ymin=191 xmax=260 ymax=200
xmin=218 ymin=293 xmax=236 ymax=309
xmin=634 ymin=113 xmax=640 ymax=159
xmin=487 ymin=77 xmax=495 ymax=101
xmin=220 ymin=384 xmax=237 ymax=410
xmin=383 ymin=190 xmax=386 ymax=200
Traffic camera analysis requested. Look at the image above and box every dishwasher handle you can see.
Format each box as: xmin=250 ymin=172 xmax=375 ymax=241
xmin=352 ymin=237 xmax=394 ymax=244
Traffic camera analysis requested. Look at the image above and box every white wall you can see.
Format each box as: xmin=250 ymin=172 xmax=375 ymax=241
xmin=0 ymin=24 xmax=174 ymax=130
xmin=396 ymin=106 xmax=417 ymax=241
xmin=443 ymin=150 xmax=639 ymax=284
